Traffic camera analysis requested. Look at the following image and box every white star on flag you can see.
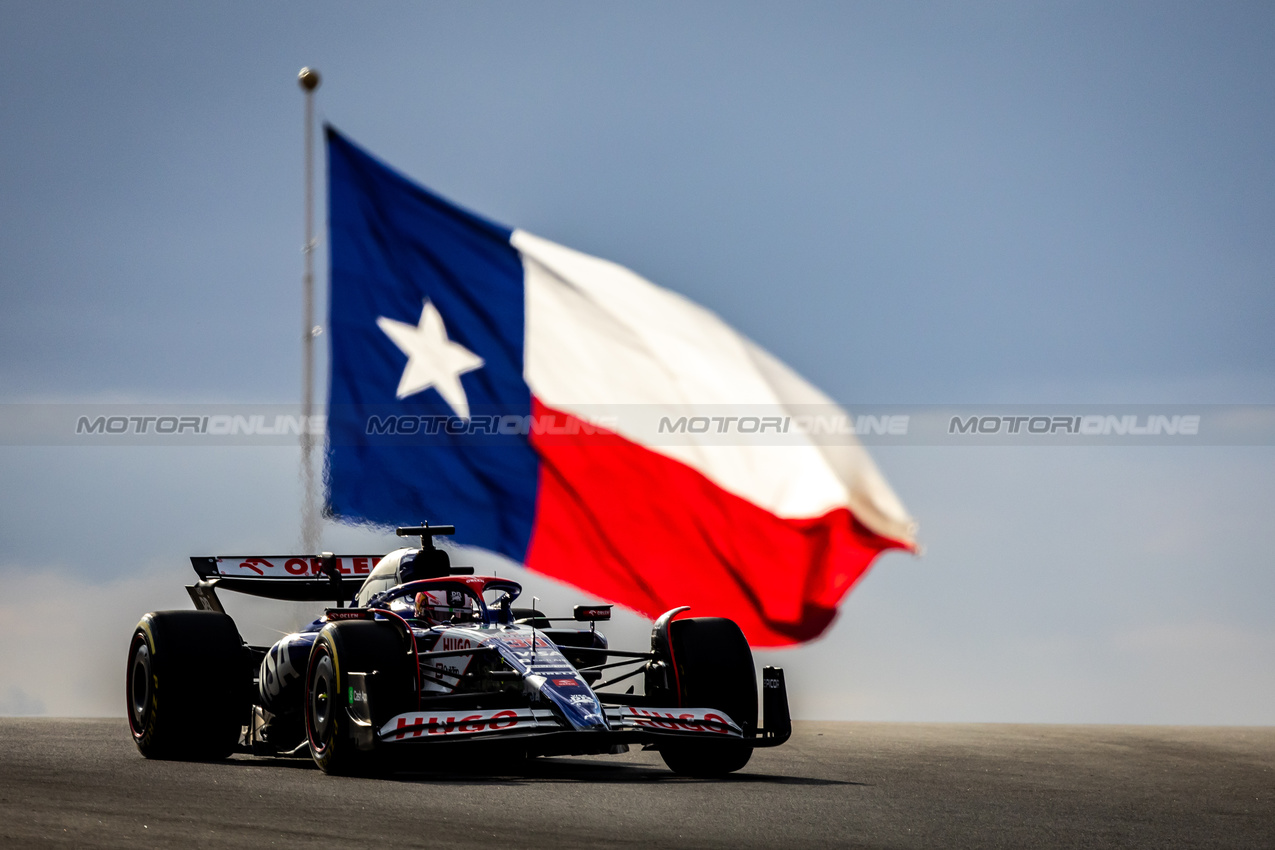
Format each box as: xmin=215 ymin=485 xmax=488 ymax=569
xmin=376 ymin=300 xmax=484 ymax=420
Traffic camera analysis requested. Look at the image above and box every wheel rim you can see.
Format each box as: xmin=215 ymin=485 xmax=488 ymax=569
xmin=127 ymin=636 xmax=151 ymax=734
xmin=309 ymin=651 xmax=335 ymax=749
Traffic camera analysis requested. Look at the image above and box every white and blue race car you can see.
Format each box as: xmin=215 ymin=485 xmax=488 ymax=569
xmin=126 ymin=524 xmax=791 ymax=776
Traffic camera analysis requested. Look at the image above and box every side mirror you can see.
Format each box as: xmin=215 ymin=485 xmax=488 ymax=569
xmin=573 ymin=604 xmax=612 ymax=622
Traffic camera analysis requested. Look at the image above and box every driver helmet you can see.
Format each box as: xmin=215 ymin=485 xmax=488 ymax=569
xmin=414 ymin=589 xmax=472 ymax=625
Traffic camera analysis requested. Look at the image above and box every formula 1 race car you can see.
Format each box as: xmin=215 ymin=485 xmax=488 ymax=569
xmin=126 ymin=524 xmax=791 ymax=776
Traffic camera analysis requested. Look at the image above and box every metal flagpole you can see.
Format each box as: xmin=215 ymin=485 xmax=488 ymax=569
xmin=298 ymin=66 xmax=321 ymax=554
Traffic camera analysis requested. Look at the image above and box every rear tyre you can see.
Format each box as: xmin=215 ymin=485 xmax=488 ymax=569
xmin=305 ymin=620 xmax=412 ymax=776
xmin=126 ymin=610 xmax=250 ymax=760
xmin=655 ymin=617 xmax=757 ymax=777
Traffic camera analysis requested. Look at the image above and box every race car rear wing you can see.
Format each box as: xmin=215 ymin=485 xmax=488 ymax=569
xmin=186 ymin=554 xmax=382 ymax=611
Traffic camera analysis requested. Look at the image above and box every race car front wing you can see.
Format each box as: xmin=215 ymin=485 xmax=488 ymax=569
xmin=343 ymin=667 xmax=793 ymax=752
xmin=380 ymin=705 xmax=743 ymax=742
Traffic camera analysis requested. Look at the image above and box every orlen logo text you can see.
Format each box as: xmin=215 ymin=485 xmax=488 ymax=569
xmin=220 ymin=556 xmax=381 ymax=577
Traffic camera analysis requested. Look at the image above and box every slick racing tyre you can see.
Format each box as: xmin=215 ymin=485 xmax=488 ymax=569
xmin=305 ymin=620 xmax=412 ymax=776
xmin=127 ymin=610 xmax=250 ymax=760
xmin=656 ymin=617 xmax=757 ymax=777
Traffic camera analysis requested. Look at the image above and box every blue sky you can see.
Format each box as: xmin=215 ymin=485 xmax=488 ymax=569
xmin=1 ymin=2 xmax=1272 ymax=721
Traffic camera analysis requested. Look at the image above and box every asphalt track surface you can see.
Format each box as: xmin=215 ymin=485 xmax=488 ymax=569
xmin=1 ymin=719 xmax=1272 ymax=849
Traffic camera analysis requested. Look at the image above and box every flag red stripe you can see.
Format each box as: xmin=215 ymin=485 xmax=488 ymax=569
xmin=524 ymin=399 xmax=907 ymax=647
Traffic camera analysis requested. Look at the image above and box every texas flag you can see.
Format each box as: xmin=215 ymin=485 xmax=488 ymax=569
xmin=325 ymin=127 xmax=917 ymax=646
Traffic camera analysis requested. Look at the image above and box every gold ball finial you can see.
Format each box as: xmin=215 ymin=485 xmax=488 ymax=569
xmin=298 ymin=67 xmax=321 ymax=91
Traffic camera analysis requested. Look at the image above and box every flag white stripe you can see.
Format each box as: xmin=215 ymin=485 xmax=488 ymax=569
xmin=514 ymin=228 xmax=915 ymax=542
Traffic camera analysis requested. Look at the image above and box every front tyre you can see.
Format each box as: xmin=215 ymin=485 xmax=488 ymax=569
xmin=305 ymin=620 xmax=411 ymax=776
xmin=126 ymin=610 xmax=249 ymax=760
xmin=655 ymin=617 xmax=757 ymax=777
